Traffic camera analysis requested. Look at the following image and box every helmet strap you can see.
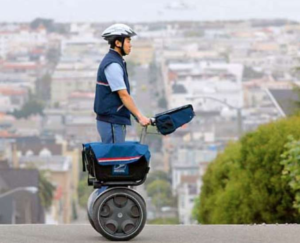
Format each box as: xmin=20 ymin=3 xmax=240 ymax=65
xmin=114 ymin=37 xmax=127 ymax=56
xmin=120 ymin=37 xmax=126 ymax=56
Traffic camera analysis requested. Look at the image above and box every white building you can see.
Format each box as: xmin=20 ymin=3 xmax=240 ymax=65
xmin=171 ymin=146 xmax=217 ymax=193
xmin=51 ymin=62 xmax=97 ymax=105
xmin=19 ymin=155 xmax=73 ymax=224
xmin=177 ymin=175 xmax=201 ymax=225
xmin=0 ymin=27 xmax=48 ymax=58
xmin=167 ymin=62 xmax=244 ymax=113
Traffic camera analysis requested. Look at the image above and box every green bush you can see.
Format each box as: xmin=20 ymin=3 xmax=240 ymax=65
xmin=196 ymin=116 xmax=300 ymax=224
xmin=280 ymin=135 xmax=300 ymax=213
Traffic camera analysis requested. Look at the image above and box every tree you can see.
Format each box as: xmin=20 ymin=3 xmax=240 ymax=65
xmin=30 ymin=18 xmax=69 ymax=34
xmin=78 ymin=174 xmax=93 ymax=208
xmin=30 ymin=18 xmax=54 ymax=32
xmin=196 ymin=115 xmax=300 ymax=224
xmin=46 ymin=48 xmax=60 ymax=65
xmin=11 ymin=95 xmax=45 ymax=118
xmin=145 ymin=170 xmax=170 ymax=188
xmin=197 ymin=142 xmax=243 ymax=224
xmin=38 ymin=171 xmax=55 ymax=210
xmin=147 ymin=180 xmax=172 ymax=197
xmin=280 ymin=135 xmax=300 ymax=213
xmin=192 ymin=197 xmax=200 ymax=222
xmin=145 ymin=171 xmax=176 ymax=208
xmin=292 ymin=84 xmax=300 ymax=112
xmin=146 ymin=179 xmax=176 ymax=208
xmin=36 ymin=73 xmax=52 ymax=101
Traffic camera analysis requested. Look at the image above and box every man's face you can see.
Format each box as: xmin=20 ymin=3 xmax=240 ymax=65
xmin=116 ymin=37 xmax=132 ymax=55
xmin=123 ymin=37 xmax=132 ymax=55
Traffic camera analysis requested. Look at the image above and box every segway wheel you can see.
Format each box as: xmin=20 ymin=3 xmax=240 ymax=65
xmin=87 ymin=208 xmax=98 ymax=232
xmin=92 ymin=188 xmax=146 ymax=241
xmin=87 ymin=188 xmax=107 ymax=234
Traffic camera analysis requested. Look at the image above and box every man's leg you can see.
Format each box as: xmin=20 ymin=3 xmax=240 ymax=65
xmin=97 ymin=120 xmax=126 ymax=143
xmin=96 ymin=121 xmax=126 ymax=193
xmin=112 ymin=123 xmax=126 ymax=143
xmin=97 ymin=120 xmax=113 ymax=143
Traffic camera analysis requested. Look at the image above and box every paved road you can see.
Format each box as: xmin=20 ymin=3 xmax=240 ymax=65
xmin=131 ymin=65 xmax=158 ymax=117
xmin=1 ymin=224 xmax=300 ymax=243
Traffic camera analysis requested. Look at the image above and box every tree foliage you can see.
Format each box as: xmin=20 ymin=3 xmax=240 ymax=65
xmin=36 ymin=73 xmax=52 ymax=101
xmin=46 ymin=48 xmax=61 ymax=65
xmin=280 ymin=135 xmax=300 ymax=213
xmin=30 ymin=18 xmax=54 ymax=31
xmin=11 ymin=92 xmax=45 ymax=118
xmin=195 ymin=116 xmax=300 ymax=224
xmin=78 ymin=174 xmax=93 ymax=208
xmin=145 ymin=171 xmax=176 ymax=208
xmin=145 ymin=170 xmax=170 ymax=188
xmin=292 ymin=84 xmax=300 ymax=112
xmin=146 ymin=179 xmax=174 ymax=207
xmin=30 ymin=18 xmax=68 ymax=34
xmin=148 ymin=179 xmax=171 ymax=195
xmin=38 ymin=171 xmax=55 ymax=210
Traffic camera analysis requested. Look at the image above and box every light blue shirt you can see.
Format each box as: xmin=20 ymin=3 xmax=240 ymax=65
xmin=104 ymin=50 xmax=126 ymax=92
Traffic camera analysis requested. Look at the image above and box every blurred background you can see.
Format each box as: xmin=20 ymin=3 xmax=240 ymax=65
xmin=1 ymin=0 xmax=300 ymax=225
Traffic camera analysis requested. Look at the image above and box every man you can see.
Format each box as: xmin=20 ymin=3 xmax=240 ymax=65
xmin=94 ymin=24 xmax=150 ymax=143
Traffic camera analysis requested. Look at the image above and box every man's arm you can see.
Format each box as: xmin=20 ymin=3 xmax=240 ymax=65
xmin=117 ymin=89 xmax=150 ymax=126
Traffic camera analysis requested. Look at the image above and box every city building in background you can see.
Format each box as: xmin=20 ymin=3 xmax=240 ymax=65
xmin=1 ymin=18 xmax=300 ymax=225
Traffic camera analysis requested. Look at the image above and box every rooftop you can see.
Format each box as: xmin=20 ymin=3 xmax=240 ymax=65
xmin=267 ymin=88 xmax=300 ymax=116
xmin=19 ymin=155 xmax=72 ymax=172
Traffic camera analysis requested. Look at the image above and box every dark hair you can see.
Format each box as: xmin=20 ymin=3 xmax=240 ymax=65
xmin=109 ymin=36 xmax=125 ymax=48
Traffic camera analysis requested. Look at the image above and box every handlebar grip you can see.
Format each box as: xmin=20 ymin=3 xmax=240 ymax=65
xmin=150 ymin=118 xmax=156 ymax=126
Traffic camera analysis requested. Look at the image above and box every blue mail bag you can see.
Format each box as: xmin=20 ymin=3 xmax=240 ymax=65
xmin=155 ymin=104 xmax=194 ymax=135
xmin=82 ymin=141 xmax=151 ymax=182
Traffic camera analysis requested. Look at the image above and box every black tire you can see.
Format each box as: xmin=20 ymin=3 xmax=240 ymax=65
xmin=92 ymin=188 xmax=147 ymax=241
xmin=87 ymin=189 xmax=104 ymax=234
xmin=87 ymin=208 xmax=99 ymax=233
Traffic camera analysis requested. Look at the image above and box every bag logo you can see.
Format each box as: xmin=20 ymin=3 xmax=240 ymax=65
xmin=112 ymin=164 xmax=129 ymax=175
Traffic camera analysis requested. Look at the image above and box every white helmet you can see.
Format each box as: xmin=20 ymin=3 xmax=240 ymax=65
xmin=102 ymin=23 xmax=137 ymax=41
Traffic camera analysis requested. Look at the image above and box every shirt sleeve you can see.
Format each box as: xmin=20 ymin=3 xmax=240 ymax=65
xmin=104 ymin=63 xmax=126 ymax=92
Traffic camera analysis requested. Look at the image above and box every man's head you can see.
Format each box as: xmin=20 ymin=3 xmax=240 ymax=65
xmin=112 ymin=36 xmax=132 ymax=56
xmin=102 ymin=24 xmax=136 ymax=56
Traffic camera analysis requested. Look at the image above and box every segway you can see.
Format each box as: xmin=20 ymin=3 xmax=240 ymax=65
xmin=82 ymin=104 xmax=194 ymax=241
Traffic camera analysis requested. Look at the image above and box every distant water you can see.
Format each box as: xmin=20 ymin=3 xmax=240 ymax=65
xmin=1 ymin=0 xmax=300 ymax=23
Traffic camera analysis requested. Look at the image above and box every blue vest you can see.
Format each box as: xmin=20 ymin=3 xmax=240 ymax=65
xmin=94 ymin=49 xmax=131 ymax=125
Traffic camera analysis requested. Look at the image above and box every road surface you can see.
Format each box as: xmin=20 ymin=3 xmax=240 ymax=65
xmin=0 ymin=224 xmax=300 ymax=243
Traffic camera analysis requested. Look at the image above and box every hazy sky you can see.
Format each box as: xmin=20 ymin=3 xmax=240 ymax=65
xmin=1 ymin=0 xmax=300 ymax=23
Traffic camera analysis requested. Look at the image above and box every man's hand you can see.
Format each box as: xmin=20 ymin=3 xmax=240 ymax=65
xmin=138 ymin=115 xmax=150 ymax=126
xmin=117 ymin=89 xmax=150 ymax=126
